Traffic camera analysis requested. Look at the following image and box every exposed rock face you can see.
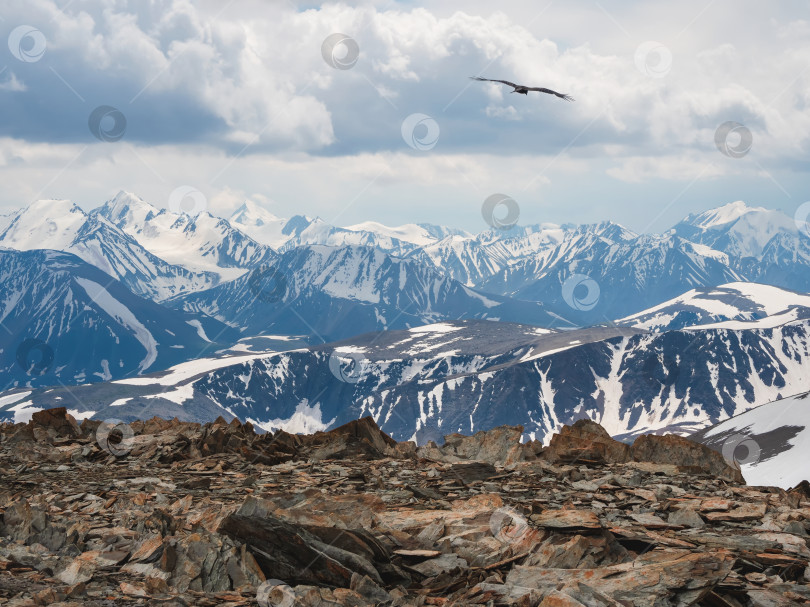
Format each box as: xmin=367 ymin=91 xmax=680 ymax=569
xmin=631 ymin=432 xmax=745 ymax=483
xmin=542 ymin=419 xmax=632 ymax=465
xmin=417 ymin=425 xmax=527 ymax=464
xmin=0 ymin=409 xmax=807 ymax=606
xmin=538 ymin=419 xmax=744 ymax=483
xmin=30 ymin=407 xmax=81 ymax=438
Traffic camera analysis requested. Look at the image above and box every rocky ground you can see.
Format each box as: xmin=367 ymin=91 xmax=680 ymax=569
xmin=1 ymin=409 xmax=809 ymax=606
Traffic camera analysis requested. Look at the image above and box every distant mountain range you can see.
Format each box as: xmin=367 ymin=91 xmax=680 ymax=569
xmin=3 ymin=295 xmax=809 ymax=446
xmin=1 ymin=192 xmax=809 ymax=449
xmin=617 ymin=282 xmax=810 ymax=331
xmin=0 ymin=248 xmax=237 ymax=390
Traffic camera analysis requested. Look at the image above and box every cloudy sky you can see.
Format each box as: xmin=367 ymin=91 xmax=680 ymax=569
xmin=1 ymin=0 xmax=808 ymax=233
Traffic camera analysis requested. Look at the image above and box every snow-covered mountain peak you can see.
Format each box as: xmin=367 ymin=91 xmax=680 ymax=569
xmin=687 ymin=201 xmax=765 ymax=229
xmin=675 ymin=201 xmax=800 ymax=261
xmin=229 ymin=199 xmax=283 ymax=227
xmin=96 ymin=190 xmax=163 ymax=230
xmin=0 ymin=198 xmax=87 ymax=250
xmin=344 ymin=221 xmax=440 ymax=247
xmin=565 ymin=220 xmax=637 ymax=244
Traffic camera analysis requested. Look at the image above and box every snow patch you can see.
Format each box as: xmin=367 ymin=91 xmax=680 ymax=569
xmin=249 ymin=400 xmax=336 ymax=434
xmin=75 ymin=278 xmax=158 ymax=372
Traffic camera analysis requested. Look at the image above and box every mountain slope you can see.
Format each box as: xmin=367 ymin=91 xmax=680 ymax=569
xmin=0 ymin=248 xmax=237 ymax=389
xmin=618 ymin=282 xmax=810 ymax=331
xmin=674 ymin=201 xmax=810 ymax=291
xmin=691 ymin=391 xmax=810 ymax=489
xmin=169 ymin=245 xmax=558 ymax=340
xmin=482 ymin=224 xmax=743 ymax=323
xmin=7 ymin=315 xmax=808 ymax=448
xmin=96 ymin=191 xmax=277 ymax=281
xmin=0 ymin=198 xmax=217 ymax=300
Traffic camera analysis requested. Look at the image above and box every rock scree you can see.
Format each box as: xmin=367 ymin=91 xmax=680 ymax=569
xmin=0 ymin=408 xmax=807 ymax=606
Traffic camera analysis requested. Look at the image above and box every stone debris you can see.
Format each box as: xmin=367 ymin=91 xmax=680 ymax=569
xmin=1 ymin=408 xmax=808 ymax=605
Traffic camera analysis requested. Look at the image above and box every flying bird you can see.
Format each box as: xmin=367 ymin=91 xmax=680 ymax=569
xmin=469 ymin=77 xmax=574 ymax=102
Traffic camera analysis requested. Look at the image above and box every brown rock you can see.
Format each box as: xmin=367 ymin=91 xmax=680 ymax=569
xmin=530 ymin=509 xmax=601 ymax=530
xmin=699 ymin=498 xmax=733 ymax=512
xmin=631 ymin=433 xmax=744 ymax=483
xmin=542 ymin=419 xmax=631 ymax=465
xmin=703 ymin=502 xmax=767 ymax=522
xmin=298 ymin=416 xmax=398 ymax=460
xmin=417 ymin=425 xmax=527 ymax=465
xmin=30 ymin=407 xmax=80 ymax=439
xmin=667 ymin=507 xmax=705 ymax=529
xmin=492 ymin=551 xmax=736 ymax=604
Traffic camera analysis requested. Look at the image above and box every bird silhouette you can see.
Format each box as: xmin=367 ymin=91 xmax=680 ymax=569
xmin=470 ymin=77 xmax=574 ymax=101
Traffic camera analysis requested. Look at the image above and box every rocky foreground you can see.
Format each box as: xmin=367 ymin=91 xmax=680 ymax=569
xmin=1 ymin=409 xmax=810 ymax=606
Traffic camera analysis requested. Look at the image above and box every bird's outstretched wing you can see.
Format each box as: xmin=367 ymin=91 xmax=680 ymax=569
xmin=469 ymin=76 xmax=520 ymax=88
xmin=526 ymin=87 xmax=575 ymax=102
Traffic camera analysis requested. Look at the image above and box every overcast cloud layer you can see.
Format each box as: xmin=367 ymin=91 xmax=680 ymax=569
xmin=0 ymin=0 xmax=808 ymax=232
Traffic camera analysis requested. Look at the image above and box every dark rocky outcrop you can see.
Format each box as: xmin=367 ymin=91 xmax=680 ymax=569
xmin=0 ymin=408 xmax=806 ymax=606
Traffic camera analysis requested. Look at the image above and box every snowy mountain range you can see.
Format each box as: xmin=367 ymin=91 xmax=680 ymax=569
xmin=0 ymin=248 xmax=237 ymax=390
xmin=674 ymin=201 xmax=810 ymax=289
xmin=0 ymin=197 xmax=219 ymax=301
xmin=3 ymin=193 xmax=806 ymax=326
xmin=170 ymin=244 xmax=555 ymax=341
xmin=3 ymin=310 xmax=808 ymax=448
xmin=617 ymin=282 xmax=810 ymax=331
xmin=1 ymin=191 xmax=809 ymax=449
